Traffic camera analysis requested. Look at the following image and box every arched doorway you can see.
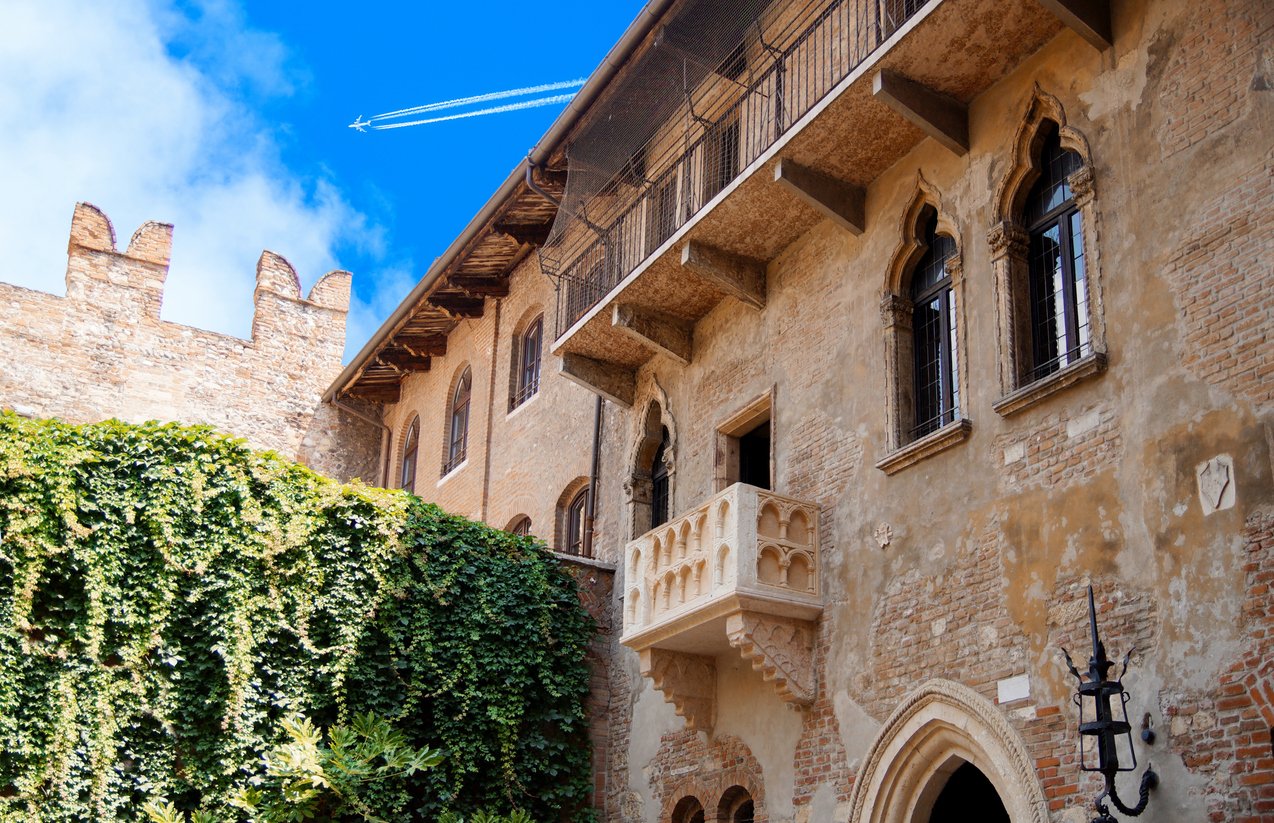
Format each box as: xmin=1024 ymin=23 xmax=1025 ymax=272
xmin=847 ymin=679 xmax=1048 ymax=823
xmin=718 ymin=785 xmax=755 ymax=823
xmin=671 ymin=795 xmax=705 ymax=823
xmin=926 ymin=760 xmax=1009 ymax=823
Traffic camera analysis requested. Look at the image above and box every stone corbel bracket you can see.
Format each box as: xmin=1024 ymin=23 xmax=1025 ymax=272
xmin=640 ymin=648 xmax=718 ymax=733
xmin=726 ymin=611 xmax=817 ymax=706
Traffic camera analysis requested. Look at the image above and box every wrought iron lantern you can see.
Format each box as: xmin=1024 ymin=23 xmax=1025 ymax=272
xmin=1062 ymin=586 xmax=1158 ymax=823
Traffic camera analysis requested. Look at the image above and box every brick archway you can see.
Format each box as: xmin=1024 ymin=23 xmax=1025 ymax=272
xmin=846 ymin=679 xmax=1048 ymax=823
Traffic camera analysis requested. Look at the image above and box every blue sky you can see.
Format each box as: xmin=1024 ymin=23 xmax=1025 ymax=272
xmin=0 ymin=0 xmax=642 ymax=359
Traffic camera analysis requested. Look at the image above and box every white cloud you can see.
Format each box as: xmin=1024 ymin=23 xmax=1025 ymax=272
xmin=0 ymin=0 xmax=380 ymax=348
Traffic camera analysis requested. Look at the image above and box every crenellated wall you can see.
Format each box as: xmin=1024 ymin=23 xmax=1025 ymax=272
xmin=0 ymin=202 xmax=380 ymax=481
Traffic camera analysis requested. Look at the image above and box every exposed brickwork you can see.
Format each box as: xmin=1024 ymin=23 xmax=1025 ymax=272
xmin=602 ymin=639 xmax=634 ymax=823
xmin=648 ymin=732 xmax=768 ymax=823
xmin=1164 ymin=151 xmax=1274 ymax=408
xmin=862 ymin=520 xmax=1030 ymax=720
xmin=1161 ymin=510 xmax=1274 ymax=822
xmin=994 ymin=405 xmax=1122 ymax=491
xmin=783 ymin=409 xmax=862 ymax=542
xmin=560 ymin=558 xmax=617 ymax=816
xmin=1158 ymin=0 xmax=1270 ymax=158
xmin=0 ymin=203 xmax=378 ymax=481
xmin=791 ymin=619 xmax=853 ymax=809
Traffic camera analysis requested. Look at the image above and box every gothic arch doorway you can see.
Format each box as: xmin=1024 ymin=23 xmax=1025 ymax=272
xmin=846 ymin=679 xmax=1048 ymax=823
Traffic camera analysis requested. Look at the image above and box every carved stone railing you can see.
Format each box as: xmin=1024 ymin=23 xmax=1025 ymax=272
xmin=619 ymin=483 xmax=823 ymax=732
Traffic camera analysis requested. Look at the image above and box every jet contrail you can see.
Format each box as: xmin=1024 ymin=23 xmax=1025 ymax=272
xmin=357 ymin=93 xmax=578 ymax=131
xmin=350 ymin=78 xmax=586 ymax=131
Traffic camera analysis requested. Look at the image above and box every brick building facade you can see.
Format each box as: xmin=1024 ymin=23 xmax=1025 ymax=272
xmin=4 ymin=0 xmax=1272 ymax=821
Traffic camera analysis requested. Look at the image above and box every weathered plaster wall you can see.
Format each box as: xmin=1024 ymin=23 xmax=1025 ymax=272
xmin=599 ymin=0 xmax=1274 ymax=820
xmin=0 ymin=203 xmax=379 ymax=481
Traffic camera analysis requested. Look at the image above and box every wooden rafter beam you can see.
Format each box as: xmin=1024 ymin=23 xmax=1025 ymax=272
xmin=449 ymin=274 xmax=511 ymax=298
xmin=426 ymin=294 xmax=485 ymax=318
xmin=392 ymin=334 xmax=448 ymax=357
xmin=495 ymin=222 xmax=553 ymax=248
xmin=772 ymin=158 xmax=867 ymax=234
xmin=872 ymin=71 xmax=969 ymax=156
xmin=612 ymin=303 xmax=693 ymax=365
xmin=559 ymin=353 xmax=635 ymax=407
xmin=680 ymin=241 xmax=766 ymax=310
xmin=1035 ymin=0 xmax=1112 ymax=50
xmin=378 ymin=347 xmax=431 ymax=372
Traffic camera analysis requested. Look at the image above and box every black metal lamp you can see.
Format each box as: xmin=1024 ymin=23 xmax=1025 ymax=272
xmin=1062 ymin=586 xmax=1158 ymax=823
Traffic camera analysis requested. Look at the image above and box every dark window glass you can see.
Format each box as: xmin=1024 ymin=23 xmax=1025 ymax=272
xmin=511 ymin=316 xmax=542 ymax=410
xmin=651 ymin=427 xmax=670 ymax=529
xmin=444 ymin=368 xmax=471 ymax=475
xmin=399 ymin=417 xmax=419 ymax=493
xmin=566 ymin=488 xmax=588 ymax=556
xmin=910 ymin=209 xmax=958 ymax=440
xmin=739 ymin=421 xmax=771 ymax=490
xmin=1025 ymin=123 xmax=1088 ymax=382
xmin=703 ymin=116 xmax=740 ymax=204
xmin=646 ymin=177 xmax=678 ymax=256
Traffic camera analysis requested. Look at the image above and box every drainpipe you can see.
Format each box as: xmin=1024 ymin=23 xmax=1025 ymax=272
xmin=331 ymin=396 xmax=392 ymax=488
xmin=583 ymin=395 xmax=604 ymax=558
xmin=480 ymin=298 xmax=503 ymax=523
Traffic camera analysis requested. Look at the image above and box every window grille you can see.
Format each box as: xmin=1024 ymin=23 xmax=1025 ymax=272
xmin=651 ymin=428 xmax=670 ymax=528
xmin=443 ymin=368 xmax=471 ymax=475
xmin=565 ymin=488 xmax=589 ymax=557
xmin=399 ymin=416 xmax=419 ymax=493
xmin=510 ymin=316 xmax=543 ymax=410
xmin=1025 ymin=124 xmax=1088 ymax=382
xmin=910 ymin=211 xmax=958 ymax=439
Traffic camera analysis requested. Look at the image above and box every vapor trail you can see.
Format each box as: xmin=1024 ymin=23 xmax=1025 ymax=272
xmin=363 ymin=93 xmax=578 ymax=130
xmin=355 ymin=78 xmax=585 ymax=125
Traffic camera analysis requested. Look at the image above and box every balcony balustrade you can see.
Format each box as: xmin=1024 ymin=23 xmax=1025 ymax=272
xmin=620 ymin=483 xmax=823 ymax=732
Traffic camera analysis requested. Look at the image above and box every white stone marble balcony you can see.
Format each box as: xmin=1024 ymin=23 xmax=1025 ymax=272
xmin=619 ymin=483 xmax=823 ymax=729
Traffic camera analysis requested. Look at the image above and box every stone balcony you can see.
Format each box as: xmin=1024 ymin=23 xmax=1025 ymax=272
xmin=620 ymin=483 xmax=823 ymax=732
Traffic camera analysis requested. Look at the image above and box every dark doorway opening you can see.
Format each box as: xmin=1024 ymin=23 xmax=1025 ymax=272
xmin=738 ymin=421 xmax=770 ymax=490
xmin=928 ymin=761 xmax=1009 ymax=823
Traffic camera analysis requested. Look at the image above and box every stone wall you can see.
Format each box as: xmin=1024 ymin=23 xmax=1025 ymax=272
xmin=0 ymin=202 xmax=379 ymax=481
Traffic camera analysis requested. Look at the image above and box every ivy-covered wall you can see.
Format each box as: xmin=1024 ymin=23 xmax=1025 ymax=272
xmin=0 ymin=414 xmax=594 ymax=821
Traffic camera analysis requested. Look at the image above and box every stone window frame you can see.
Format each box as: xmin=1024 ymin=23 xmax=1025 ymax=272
xmin=398 ymin=415 xmax=420 ymax=493
xmin=623 ymin=378 xmax=678 ymax=542
xmin=508 ymin=307 xmax=544 ymax=413
xmin=990 ymin=86 xmax=1107 ymax=417
xmin=441 ymin=364 xmax=472 ymax=478
xmin=877 ymin=178 xmax=972 ymax=476
xmin=847 ymin=679 xmax=1049 ymax=823
xmin=714 ymin=389 xmax=774 ymax=492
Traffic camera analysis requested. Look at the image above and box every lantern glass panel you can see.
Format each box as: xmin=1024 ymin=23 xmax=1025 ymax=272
xmin=1115 ymin=691 xmax=1137 ymax=771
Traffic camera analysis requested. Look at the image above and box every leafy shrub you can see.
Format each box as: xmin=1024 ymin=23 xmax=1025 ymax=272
xmin=0 ymin=415 xmax=593 ymax=821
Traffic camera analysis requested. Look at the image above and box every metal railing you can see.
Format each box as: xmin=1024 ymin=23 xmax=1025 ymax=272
xmin=553 ymin=0 xmax=927 ymax=338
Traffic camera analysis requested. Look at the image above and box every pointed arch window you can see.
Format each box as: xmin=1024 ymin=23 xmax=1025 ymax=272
xmin=511 ymin=315 xmax=543 ymax=410
xmin=910 ymin=210 xmax=959 ymax=439
xmin=1024 ymin=122 xmax=1089 ymax=382
xmin=443 ymin=367 xmax=471 ymax=475
xmin=650 ymin=426 xmax=670 ymax=529
xmin=399 ymin=416 xmax=419 ymax=493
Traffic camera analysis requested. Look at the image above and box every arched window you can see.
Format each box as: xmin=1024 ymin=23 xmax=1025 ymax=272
xmin=717 ymin=786 xmax=755 ymax=823
xmin=399 ymin=416 xmax=419 ymax=493
xmin=651 ymin=426 xmax=670 ymax=529
xmin=671 ymin=796 xmax=705 ymax=823
xmin=878 ymin=184 xmax=970 ymax=474
xmin=990 ymin=90 xmax=1104 ymax=414
xmin=506 ymin=515 xmax=532 ymax=537
xmin=511 ymin=315 xmax=543 ymax=410
xmin=444 ymin=367 xmax=471 ymax=475
xmin=910 ymin=209 xmax=959 ymax=440
xmin=565 ymin=487 xmax=588 ymax=556
xmin=1024 ymin=122 xmax=1088 ymax=382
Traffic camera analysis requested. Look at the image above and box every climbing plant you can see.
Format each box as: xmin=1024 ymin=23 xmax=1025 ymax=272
xmin=0 ymin=414 xmax=594 ymax=821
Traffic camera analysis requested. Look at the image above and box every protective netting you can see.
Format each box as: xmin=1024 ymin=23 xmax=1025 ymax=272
xmin=542 ymin=0 xmax=927 ymax=336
